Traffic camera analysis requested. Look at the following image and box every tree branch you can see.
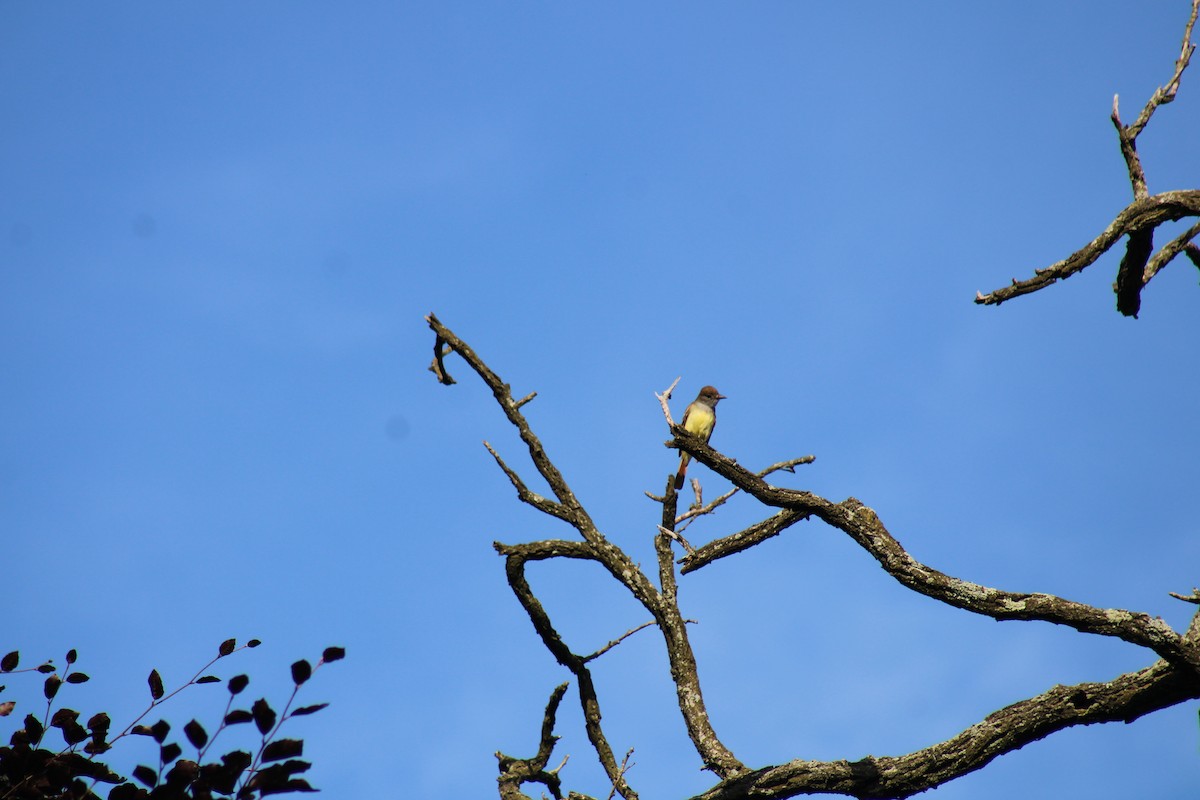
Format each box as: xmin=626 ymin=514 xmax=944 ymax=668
xmin=496 ymin=683 xmax=582 ymax=800
xmin=496 ymin=543 xmax=638 ymax=800
xmin=677 ymin=437 xmax=1197 ymax=670
xmin=974 ymin=190 xmax=1200 ymax=310
xmin=975 ymin=0 xmax=1199 ymax=315
xmin=688 ymin=659 xmax=1200 ymax=800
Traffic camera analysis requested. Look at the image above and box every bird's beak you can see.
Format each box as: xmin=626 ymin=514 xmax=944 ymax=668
xmin=717 ymin=393 xmax=728 ymax=400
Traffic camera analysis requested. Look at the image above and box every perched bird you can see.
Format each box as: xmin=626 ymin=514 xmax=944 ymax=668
xmin=674 ymin=385 xmax=726 ymax=489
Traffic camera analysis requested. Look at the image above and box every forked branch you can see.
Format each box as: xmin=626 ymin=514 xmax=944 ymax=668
xmin=430 ymin=312 xmax=1200 ymax=800
xmin=976 ymin=0 xmax=1200 ymax=316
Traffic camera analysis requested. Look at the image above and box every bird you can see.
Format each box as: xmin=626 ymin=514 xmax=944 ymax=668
xmin=674 ymin=385 xmax=726 ymax=490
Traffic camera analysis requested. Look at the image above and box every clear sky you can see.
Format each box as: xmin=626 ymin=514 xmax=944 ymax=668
xmin=3 ymin=3 xmax=1199 ymax=798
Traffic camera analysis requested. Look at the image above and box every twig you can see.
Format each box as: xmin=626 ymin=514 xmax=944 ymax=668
xmin=583 ymin=622 xmax=657 ymax=663
xmin=1142 ymin=219 xmax=1200 ymax=282
xmin=484 ymin=441 xmax=572 ymax=522
xmin=606 ymin=750 xmax=636 ymax=800
xmin=654 ymin=378 xmax=682 ymax=428
xmin=672 ymin=456 xmax=816 ymax=527
xmin=655 ymin=526 xmax=695 ymax=555
xmin=427 ymin=314 xmax=457 ymax=385
xmin=1169 ymin=588 xmax=1200 ymax=604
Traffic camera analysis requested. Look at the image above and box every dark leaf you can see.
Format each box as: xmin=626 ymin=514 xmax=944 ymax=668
xmin=252 ymin=763 xmax=316 ymax=795
xmin=0 ymin=701 xmax=14 ymax=716
xmin=84 ymin=739 xmax=112 ymax=755
xmin=37 ymin=663 xmax=56 ymax=673
xmin=321 ymin=646 xmax=345 ymax=663
xmin=251 ymin=698 xmax=276 ymax=735
xmin=228 ymin=674 xmax=249 ymax=695
xmin=109 ymin=783 xmax=144 ymax=800
xmin=88 ymin=712 xmax=111 ymax=735
xmin=62 ymin=720 xmax=88 ymax=746
xmin=150 ymin=719 xmax=170 ymax=744
xmin=133 ymin=765 xmax=158 ymax=788
xmin=131 ymin=724 xmax=155 ymax=737
xmin=261 ymin=738 xmax=303 ymax=763
xmin=269 ymin=759 xmax=310 ymax=776
xmin=1 ymin=651 xmax=18 ymax=672
xmin=290 ymin=703 xmax=328 ymax=717
xmin=61 ymin=751 xmax=123 ymax=783
xmin=66 ymin=649 xmax=77 ymax=664
xmin=44 ymin=674 xmax=62 ymax=700
xmin=148 ymin=669 xmax=164 ymax=700
xmin=202 ymin=750 xmax=252 ymax=795
xmin=290 ymin=659 xmax=311 ymax=686
xmin=261 ymin=780 xmax=317 ymax=795
xmin=195 ymin=675 xmax=221 ymax=684
xmin=219 ymin=638 xmax=236 ymax=657
xmin=223 ymin=749 xmax=253 ymax=771
xmin=160 ymin=741 xmax=182 ymax=764
xmin=165 ymin=759 xmax=199 ymax=788
xmin=66 ymin=672 xmax=89 ymax=684
xmin=224 ymin=709 xmax=253 ymax=725
xmin=23 ymin=713 xmax=43 ymax=742
xmin=247 ymin=639 xmax=261 ymax=648
xmin=51 ymin=708 xmax=80 ymax=727
xmin=184 ymin=719 xmax=208 ymax=750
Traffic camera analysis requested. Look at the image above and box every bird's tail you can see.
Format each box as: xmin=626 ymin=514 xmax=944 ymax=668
xmin=674 ymin=452 xmax=690 ymax=490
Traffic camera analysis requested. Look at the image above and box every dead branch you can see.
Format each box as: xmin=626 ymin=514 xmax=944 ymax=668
xmin=429 ymin=313 xmax=745 ymax=782
xmin=676 ymin=435 xmax=1200 ymax=671
xmin=975 ymin=1 xmax=1200 ymax=315
xmin=688 ymin=659 xmax=1200 ymax=800
xmin=432 ymin=311 xmax=1200 ymax=800
xmin=497 ymin=683 xmax=584 ymax=800
xmin=974 ymin=190 xmax=1200 ymax=312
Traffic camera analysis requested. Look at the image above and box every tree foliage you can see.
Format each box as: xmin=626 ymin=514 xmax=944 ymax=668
xmin=0 ymin=641 xmax=345 ymax=800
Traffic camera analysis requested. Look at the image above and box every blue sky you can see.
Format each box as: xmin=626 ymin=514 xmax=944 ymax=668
xmin=3 ymin=2 xmax=1199 ymax=798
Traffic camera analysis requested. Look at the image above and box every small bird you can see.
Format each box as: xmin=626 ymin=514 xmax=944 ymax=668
xmin=674 ymin=385 xmax=726 ymax=489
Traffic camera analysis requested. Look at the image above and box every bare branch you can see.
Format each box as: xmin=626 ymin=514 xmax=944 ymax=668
xmin=484 ymin=441 xmax=572 ymax=522
xmin=498 ymin=546 xmax=639 ymax=800
xmin=1170 ymin=587 xmax=1200 ymax=604
xmin=689 ymin=659 xmax=1200 ymax=800
xmin=977 ymin=3 xmax=1198 ymax=314
xmin=1119 ymin=0 xmax=1198 ymax=142
xmin=425 ymin=314 xmax=594 ymax=531
xmin=428 ymin=334 xmax=456 ymax=385
xmin=655 ymin=378 xmax=682 ymax=428
xmin=583 ymin=622 xmax=657 ymax=663
xmin=654 ymin=525 xmax=695 ymax=555
xmin=1186 ymin=241 xmax=1200 ymax=269
xmin=1142 ymin=219 xmax=1200 ymax=282
xmin=674 ymin=456 xmax=815 ymax=527
xmin=975 ymin=190 xmax=1200 ymax=309
xmin=496 ymin=683 xmax=575 ymax=800
xmin=676 ymin=437 xmax=1196 ymax=668
xmin=679 ymin=509 xmax=810 ymax=574
xmin=606 ymin=750 xmax=636 ymax=800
